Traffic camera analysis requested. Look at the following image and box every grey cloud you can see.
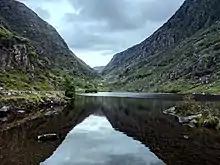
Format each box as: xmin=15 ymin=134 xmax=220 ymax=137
xmin=18 ymin=0 xmax=185 ymax=64
xmin=67 ymin=0 xmax=184 ymax=31
xmin=61 ymin=0 xmax=184 ymax=52
xmin=61 ymin=26 xmax=120 ymax=51
xmin=67 ymin=0 xmax=143 ymax=31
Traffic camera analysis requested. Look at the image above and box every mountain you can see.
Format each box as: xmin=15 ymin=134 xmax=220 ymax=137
xmin=102 ymin=0 xmax=220 ymax=93
xmin=0 ymin=0 xmax=96 ymax=90
xmin=93 ymin=66 xmax=105 ymax=74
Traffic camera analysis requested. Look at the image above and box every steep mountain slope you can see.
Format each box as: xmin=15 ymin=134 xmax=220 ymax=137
xmin=0 ymin=0 xmax=96 ymax=90
xmin=103 ymin=0 xmax=220 ymax=93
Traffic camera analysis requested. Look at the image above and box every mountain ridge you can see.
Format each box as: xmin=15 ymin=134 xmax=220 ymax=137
xmin=102 ymin=0 xmax=220 ymax=93
xmin=0 ymin=0 xmax=96 ymax=90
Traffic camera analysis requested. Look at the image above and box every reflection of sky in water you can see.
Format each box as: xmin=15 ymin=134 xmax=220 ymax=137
xmin=42 ymin=115 xmax=164 ymax=165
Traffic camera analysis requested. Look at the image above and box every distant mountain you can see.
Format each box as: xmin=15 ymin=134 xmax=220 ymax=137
xmin=103 ymin=0 xmax=220 ymax=93
xmin=0 ymin=0 xmax=96 ymax=90
xmin=93 ymin=66 xmax=105 ymax=74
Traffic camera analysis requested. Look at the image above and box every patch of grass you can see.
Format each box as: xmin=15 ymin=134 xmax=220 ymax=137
xmin=0 ymin=71 xmax=54 ymax=91
xmin=0 ymin=26 xmax=14 ymax=38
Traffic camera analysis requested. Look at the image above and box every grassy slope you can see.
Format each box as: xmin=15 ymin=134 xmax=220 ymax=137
xmin=106 ymin=24 xmax=220 ymax=94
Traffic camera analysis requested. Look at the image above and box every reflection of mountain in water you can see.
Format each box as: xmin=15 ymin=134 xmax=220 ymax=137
xmin=0 ymin=97 xmax=98 ymax=165
xmin=1 ymin=95 xmax=220 ymax=165
xmin=100 ymin=97 xmax=220 ymax=165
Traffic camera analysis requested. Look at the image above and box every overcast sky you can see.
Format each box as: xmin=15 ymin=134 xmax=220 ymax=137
xmin=19 ymin=0 xmax=184 ymax=67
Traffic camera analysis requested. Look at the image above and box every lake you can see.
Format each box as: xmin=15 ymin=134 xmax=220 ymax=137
xmin=1 ymin=92 xmax=220 ymax=165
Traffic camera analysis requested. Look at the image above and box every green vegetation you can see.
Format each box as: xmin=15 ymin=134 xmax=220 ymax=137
xmin=0 ymin=26 xmax=14 ymax=38
xmin=0 ymin=71 xmax=54 ymax=91
xmin=103 ymin=24 xmax=220 ymax=94
xmin=170 ymin=95 xmax=220 ymax=130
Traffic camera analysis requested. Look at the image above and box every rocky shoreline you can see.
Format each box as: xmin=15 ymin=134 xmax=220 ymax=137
xmin=0 ymin=88 xmax=67 ymax=129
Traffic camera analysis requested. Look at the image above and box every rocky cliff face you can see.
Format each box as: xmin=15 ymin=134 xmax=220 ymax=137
xmin=0 ymin=26 xmax=34 ymax=73
xmin=103 ymin=0 xmax=220 ymax=93
xmin=0 ymin=0 xmax=96 ymax=90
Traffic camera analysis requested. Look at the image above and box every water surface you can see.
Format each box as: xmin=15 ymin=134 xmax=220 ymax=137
xmin=42 ymin=115 xmax=163 ymax=165
xmin=1 ymin=92 xmax=220 ymax=165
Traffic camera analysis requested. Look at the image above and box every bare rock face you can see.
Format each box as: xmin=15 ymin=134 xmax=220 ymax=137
xmin=0 ymin=43 xmax=34 ymax=72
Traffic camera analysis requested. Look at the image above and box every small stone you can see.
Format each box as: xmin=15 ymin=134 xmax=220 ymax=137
xmin=183 ymin=135 xmax=189 ymax=139
xmin=17 ymin=110 xmax=25 ymax=114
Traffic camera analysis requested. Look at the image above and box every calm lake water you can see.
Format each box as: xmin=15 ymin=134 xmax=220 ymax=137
xmin=1 ymin=92 xmax=220 ymax=165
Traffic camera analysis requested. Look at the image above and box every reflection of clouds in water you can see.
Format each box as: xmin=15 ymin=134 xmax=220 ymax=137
xmin=42 ymin=115 xmax=164 ymax=165
xmin=71 ymin=115 xmax=112 ymax=132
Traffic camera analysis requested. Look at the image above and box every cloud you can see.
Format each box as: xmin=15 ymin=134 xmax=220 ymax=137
xmin=18 ymin=0 xmax=184 ymax=67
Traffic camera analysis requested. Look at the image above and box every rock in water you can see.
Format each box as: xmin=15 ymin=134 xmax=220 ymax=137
xmin=178 ymin=114 xmax=202 ymax=124
xmin=37 ymin=133 xmax=59 ymax=142
xmin=0 ymin=106 xmax=10 ymax=118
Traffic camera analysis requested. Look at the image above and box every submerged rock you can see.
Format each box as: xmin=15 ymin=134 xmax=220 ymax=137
xmin=183 ymin=135 xmax=189 ymax=139
xmin=178 ymin=114 xmax=202 ymax=124
xmin=37 ymin=133 xmax=59 ymax=142
xmin=163 ymin=107 xmax=176 ymax=115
